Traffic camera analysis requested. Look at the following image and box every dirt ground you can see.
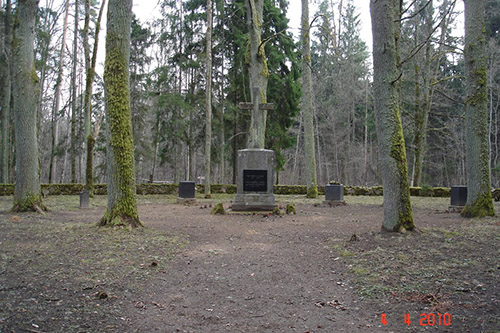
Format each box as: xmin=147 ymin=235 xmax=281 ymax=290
xmin=0 ymin=194 xmax=499 ymax=332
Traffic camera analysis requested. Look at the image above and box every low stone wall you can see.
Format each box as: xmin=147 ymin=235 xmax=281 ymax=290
xmin=2 ymin=183 xmax=499 ymax=199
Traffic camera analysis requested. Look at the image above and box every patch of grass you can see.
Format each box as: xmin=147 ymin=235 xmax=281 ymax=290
xmin=328 ymin=223 xmax=500 ymax=306
xmin=351 ymin=266 xmax=370 ymax=276
xmin=358 ymin=284 xmax=391 ymax=298
xmin=0 ymin=214 xmax=188 ymax=331
xmin=331 ymin=243 xmax=355 ymax=258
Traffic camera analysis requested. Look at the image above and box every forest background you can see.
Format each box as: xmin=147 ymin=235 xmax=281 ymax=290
xmin=0 ymin=0 xmax=499 ymax=189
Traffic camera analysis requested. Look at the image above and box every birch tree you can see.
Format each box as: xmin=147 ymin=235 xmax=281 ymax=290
xmin=12 ymin=0 xmax=46 ymax=212
xmin=99 ymin=0 xmax=141 ymax=227
xmin=370 ymin=0 xmax=414 ymax=231
xmin=301 ymin=0 xmax=318 ymax=198
xmin=461 ymin=0 xmax=495 ymax=217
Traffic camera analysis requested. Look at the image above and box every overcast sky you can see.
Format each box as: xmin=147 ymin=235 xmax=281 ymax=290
xmin=130 ymin=1 xmax=376 ymax=50
xmin=83 ymin=0 xmax=463 ymax=72
xmin=131 ymin=1 xmax=463 ymax=53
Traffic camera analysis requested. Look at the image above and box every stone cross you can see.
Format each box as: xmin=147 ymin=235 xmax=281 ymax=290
xmin=238 ymin=86 xmax=274 ymax=149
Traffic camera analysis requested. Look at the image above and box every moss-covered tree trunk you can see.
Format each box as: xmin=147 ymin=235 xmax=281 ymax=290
xmin=0 ymin=0 xmax=12 ymax=183
xmin=204 ymin=0 xmax=213 ymax=198
xmin=12 ymin=0 xmax=46 ymax=212
xmin=461 ymin=0 xmax=495 ymax=217
xmin=301 ymin=0 xmax=318 ymax=198
xmin=370 ymin=0 xmax=414 ymax=231
xmin=245 ymin=0 xmax=268 ymax=149
xmin=99 ymin=0 xmax=141 ymax=228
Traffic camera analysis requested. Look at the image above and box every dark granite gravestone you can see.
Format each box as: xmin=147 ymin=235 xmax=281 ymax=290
xmin=80 ymin=190 xmax=89 ymax=209
xmin=177 ymin=181 xmax=196 ymax=204
xmin=450 ymin=186 xmax=467 ymax=208
xmin=324 ymin=184 xmax=346 ymax=206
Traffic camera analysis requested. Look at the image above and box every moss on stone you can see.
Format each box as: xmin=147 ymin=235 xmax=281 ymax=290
xmin=286 ymin=203 xmax=296 ymax=215
xmin=271 ymin=206 xmax=282 ymax=216
xmin=211 ymin=202 xmax=225 ymax=215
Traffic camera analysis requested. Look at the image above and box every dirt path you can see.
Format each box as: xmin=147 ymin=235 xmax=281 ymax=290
xmin=1 ymin=196 xmax=498 ymax=332
xmin=119 ymin=203 xmax=385 ymax=332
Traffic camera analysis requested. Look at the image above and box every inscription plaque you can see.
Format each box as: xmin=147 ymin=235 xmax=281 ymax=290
xmin=243 ymin=170 xmax=267 ymax=192
xmin=179 ymin=181 xmax=196 ymax=198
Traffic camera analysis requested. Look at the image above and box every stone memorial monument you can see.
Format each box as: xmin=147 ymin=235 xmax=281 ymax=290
xmin=450 ymin=185 xmax=467 ymax=210
xmin=324 ymin=183 xmax=346 ymax=206
xmin=177 ymin=181 xmax=196 ymax=204
xmin=80 ymin=190 xmax=90 ymax=209
xmin=232 ymin=87 xmax=276 ymax=211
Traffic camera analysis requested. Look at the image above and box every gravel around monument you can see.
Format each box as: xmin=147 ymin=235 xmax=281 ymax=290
xmin=0 ymin=195 xmax=499 ymax=332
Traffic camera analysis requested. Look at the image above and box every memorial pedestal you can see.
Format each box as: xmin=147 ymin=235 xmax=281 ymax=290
xmin=232 ymin=149 xmax=276 ymax=211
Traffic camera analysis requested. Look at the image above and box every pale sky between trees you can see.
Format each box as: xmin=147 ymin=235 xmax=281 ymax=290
xmin=43 ymin=0 xmax=463 ymax=71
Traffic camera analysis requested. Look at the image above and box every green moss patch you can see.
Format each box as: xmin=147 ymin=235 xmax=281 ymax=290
xmin=210 ymin=202 xmax=226 ymax=215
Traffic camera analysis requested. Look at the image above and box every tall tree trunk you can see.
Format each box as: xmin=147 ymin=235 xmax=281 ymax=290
xmin=232 ymin=100 xmax=238 ymax=184
xmin=370 ymin=0 xmax=414 ymax=231
xmin=12 ymin=0 xmax=46 ymax=212
xmin=219 ymin=72 xmax=225 ymax=184
xmin=301 ymin=0 xmax=318 ymax=198
xmin=83 ymin=0 xmax=106 ymax=195
xmin=99 ymin=0 xmax=141 ymax=227
xmin=70 ymin=0 xmax=79 ymax=183
xmin=204 ymin=0 xmax=213 ymax=197
xmin=364 ymin=78 xmax=369 ymax=185
xmin=149 ymin=114 xmax=160 ymax=183
xmin=218 ymin=1 xmax=225 ymax=184
xmin=412 ymin=0 xmax=432 ymax=187
xmin=36 ymin=5 xmax=54 ymax=138
xmin=461 ymin=0 xmax=494 ymax=217
xmin=48 ymin=0 xmax=70 ymax=184
xmin=0 ymin=0 xmax=12 ymax=183
xmin=246 ymin=0 xmax=268 ymax=149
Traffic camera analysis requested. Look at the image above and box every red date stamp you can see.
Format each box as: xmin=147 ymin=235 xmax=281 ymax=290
xmin=381 ymin=313 xmax=451 ymax=327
